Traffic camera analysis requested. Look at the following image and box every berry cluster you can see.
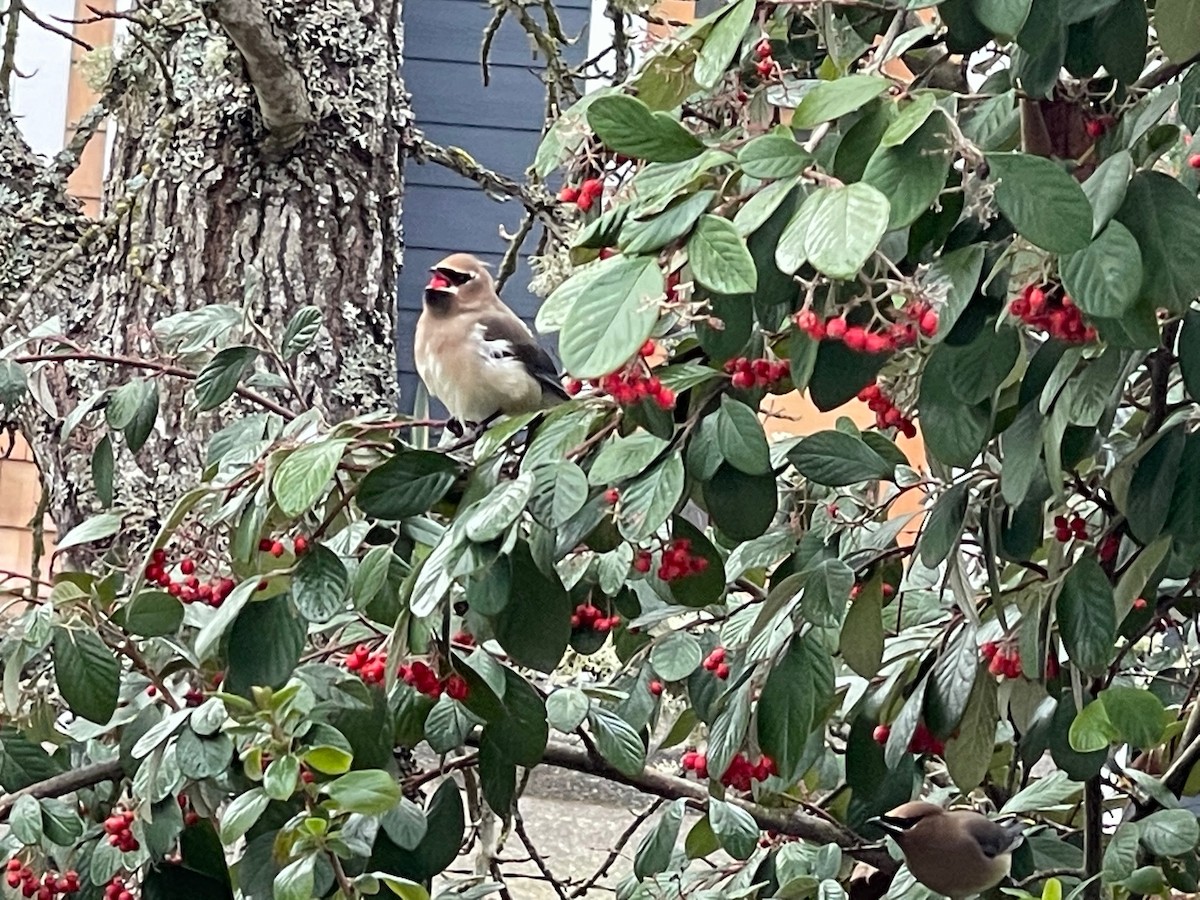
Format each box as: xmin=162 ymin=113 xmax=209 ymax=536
xmin=144 ymin=549 xmax=235 ymax=608
xmin=754 ymin=38 xmax=776 ymax=78
xmin=656 ymin=538 xmax=709 ymax=582
xmin=982 ymin=641 xmax=1022 ymax=679
xmin=724 ymin=356 xmax=789 ymax=390
xmin=103 ymin=809 xmax=139 ymax=853
xmin=856 ymin=383 xmax=917 ymax=439
xmin=1009 ymin=285 xmax=1096 ymax=344
xmin=872 ymin=722 xmax=945 ymax=756
xmin=398 ymin=661 xmax=468 ymax=701
xmin=5 ymin=861 xmax=79 ymax=899
xmin=719 ymin=752 xmax=777 ymax=791
xmin=558 ymin=178 xmax=604 ymax=212
xmin=793 ymin=303 xmax=937 ymax=354
xmin=565 ymin=342 xmax=675 ymax=410
xmin=258 ymin=535 xmax=309 ymax=557
xmin=177 ymin=793 xmax=200 ymax=828
xmin=102 ymin=876 xmax=134 ymax=900
xmin=570 ymin=602 xmax=621 ymax=633
xmin=1053 ymin=514 xmax=1087 ymax=542
xmin=345 ymin=645 xmax=388 ymax=684
xmin=701 ymin=645 xmax=730 ymax=680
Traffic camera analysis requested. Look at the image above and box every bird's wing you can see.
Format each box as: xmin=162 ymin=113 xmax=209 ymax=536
xmin=477 ymin=312 xmax=569 ymax=400
xmin=965 ymin=818 xmax=1025 ymax=858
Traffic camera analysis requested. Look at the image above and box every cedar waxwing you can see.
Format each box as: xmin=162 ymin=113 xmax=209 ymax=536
xmin=868 ymin=802 xmax=1025 ymax=899
xmin=414 ymin=253 xmax=568 ymax=431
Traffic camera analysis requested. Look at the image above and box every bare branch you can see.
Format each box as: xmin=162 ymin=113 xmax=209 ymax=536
xmin=512 ymin=810 xmax=569 ymax=900
xmin=569 ymin=799 xmax=665 ymax=898
xmin=207 ymin=0 xmax=312 ymax=154
xmin=0 ymin=758 xmax=124 ymax=822
xmin=1 ymin=0 xmax=23 ymax=101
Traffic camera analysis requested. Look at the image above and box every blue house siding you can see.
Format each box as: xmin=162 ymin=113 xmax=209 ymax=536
xmin=397 ymin=0 xmax=591 ymax=411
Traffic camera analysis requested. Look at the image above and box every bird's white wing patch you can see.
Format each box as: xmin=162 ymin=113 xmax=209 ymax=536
xmin=472 ymin=322 xmax=516 ymax=361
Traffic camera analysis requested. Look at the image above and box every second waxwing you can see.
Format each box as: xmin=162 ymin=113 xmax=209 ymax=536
xmin=868 ymin=802 xmax=1025 ymax=900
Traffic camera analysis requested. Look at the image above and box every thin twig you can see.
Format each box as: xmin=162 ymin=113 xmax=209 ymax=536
xmin=513 ymin=811 xmax=569 ymax=900
xmin=569 ymin=799 xmax=664 ymax=898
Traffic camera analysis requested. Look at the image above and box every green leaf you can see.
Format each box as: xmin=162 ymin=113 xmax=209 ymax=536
xmin=1125 ymin=425 xmax=1185 ymax=545
xmin=325 ymin=770 xmax=401 ymax=815
xmin=292 ymin=543 xmax=350 ymax=623
xmin=273 ymin=856 xmax=315 ymax=900
xmin=687 ymin=215 xmax=757 ymax=295
xmin=1082 ymin=150 xmax=1133 ymax=237
xmin=588 ymin=430 xmax=669 ymax=486
xmin=619 ymin=455 xmax=685 ymax=541
xmin=738 ymin=134 xmax=811 ymax=179
xmin=546 ymin=688 xmax=590 ymax=733
xmin=987 ymin=152 xmax=1093 ymax=253
xmin=56 ymin=510 xmax=124 ymax=550
xmin=736 ymin=177 xmax=801 ymax=238
xmin=925 ymin=625 xmax=979 ymax=738
xmin=1000 ymin=404 xmax=1044 ymax=507
xmin=367 ymin=874 xmax=431 ymax=900
xmin=792 ymin=75 xmax=891 ymax=128
xmin=0 ymin=360 xmax=28 ymax=412
xmin=92 ymin=435 xmax=114 ymax=507
xmin=1114 ymin=171 xmax=1200 ymax=314
xmin=1056 ymin=556 xmax=1115 ymax=678
xmin=861 ymin=114 xmax=952 ymax=229
xmin=650 ymin=632 xmax=703 ymax=681
xmin=493 ymin=544 xmax=571 ymax=673
xmin=466 ymin=472 xmax=533 ymax=541
xmin=1140 ymin=809 xmax=1200 ymax=856
xmin=560 ymin=256 xmax=663 ymax=380
xmin=634 ymin=799 xmax=685 ymax=880
xmin=1156 ymin=0 xmax=1200 ymax=63
xmin=528 ymin=461 xmax=588 ymax=528
xmin=704 ymin=464 xmax=777 ymax=541
xmin=484 ymin=669 xmax=548 ymax=767
xmin=840 ymin=581 xmax=884 ymax=678
xmin=106 ymin=380 xmax=159 ymax=453
xmin=621 ymin=190 xmax=716 ymax=255
xmin=788 ymin=430 xmax=894 ymax=486
xmin=194 ymin=346 xmax=258 ymax=411
xmin=226 ymin=595 xmax=306 ymax=695
xmin=971 ymin=0 xmax=1031 ymax=37
xmin=114 ymin=592 xmax=182 ymax=639
xmin=801 ymin=558 xmax=855 ymax=627
xmin=1181 ymin=310 xmax=1200 ymax=404
xmin=1059 ymin=221 xmax=1142 ymax=319
xmin=218 ymin=788 xmax=270 ymax=844
xmin=925 ymin=244 xmax=986 ymax=341
xmin=9 ymin=794 xmax=42 ymax=845
xmin=381 ymin=799 xmax=428 ymax=850
xmin=802 ymin=183 xmax=891 ymax=280
xmin=709 ymin=799 xmax=758 ymax=860
xmin=1101 ymin=687 xmax=1165 ymax=750
xmin=944 ymin=673 xmax=998 ymax=791
xmin=587 ymin=94 xmax=705 ymax=163
xmin=281 ymin=307 xmax=322 ymax=359
xmin=263 ymin=753 xmax=300 ymax=800
xmin=357 ymin=450 xmax=459 ymax=520
xmin=917 ymin=483 xmax=969 ymax=568
xmin=716 ymin=396 xmax=771 ymax=476
xmin=1105 ymin=823 xmax=1142 ymax=881
xmin=1096 ymin=0 xmax=1148 ymax=84
xmin=757 ymin=634 xmax=833 ymax=778
xmin=273 ymin=440 xmax=347 ymax=518
xmin=587 ymin=707 xmax=646 ymax=777
xmin=53 ymin=627 xmax=119 ymax=724
xmin=694 ymin=0 xmax=755 ymax=87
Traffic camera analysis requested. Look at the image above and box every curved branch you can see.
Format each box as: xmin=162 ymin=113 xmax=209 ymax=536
xmin=0 ymin=758 xmax=124 ymax=822
xmin=208 ymin=0 xmax=312 ymax=154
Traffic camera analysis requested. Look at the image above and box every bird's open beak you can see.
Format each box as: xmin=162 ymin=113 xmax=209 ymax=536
xmin=426 ymin=270 xmax=453 ymax=292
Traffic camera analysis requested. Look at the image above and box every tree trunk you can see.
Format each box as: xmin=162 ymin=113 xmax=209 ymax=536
xmin=0 ymin=0 xmax=406 ymax=549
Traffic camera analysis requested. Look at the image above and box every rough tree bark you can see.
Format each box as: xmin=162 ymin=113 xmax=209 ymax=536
xmin=0 ymin=0 xmax=406 ymax=550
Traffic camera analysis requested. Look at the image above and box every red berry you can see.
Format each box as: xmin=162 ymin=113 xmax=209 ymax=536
xmin=564 ymin=377 xmax=582 ymax=396
xmin=873 ymin=724 xmax=890 ymax=744
xmin=300 ymin=770 xmax=315 ymax=784
xmin=576 ymin=192 xmax=594 ymax=212
xmin=843 ymin=326 xmax=868 ymax=351
xmin=1084 ymin=118 xmax=1106 ymax=139
xmin=293 ymin=535 xmax=309 ymax=554
xmin=580 ymin=178 xmax=604 ymax=197
xmin=633 ymin=551 xmax=652 ymax=573
xmin=709 ymin=646 xmax=726 ymax=664
xmin=755 ymin=38 xmax=772 ymax=59
xmin=603 ymin=487 xmax=620 ymax=504
xmin=640 ymin=339 xmax=657 ymax=358
xmin=180 ymin=558 xmax=195 ymax=575
xmin=445 ymin=673 xmax=470 ymax=701
xmin=714 ymin=662 xmax=730 ymax=680
xmin=825 ymin=317 xmax=847 ymax=339
xmin=649 ymin=680 xmax=663 ymax=696
xmin=558 ymin=186 xmax=579 ymax=203
xmin=756 ymin=58 xmax=773 ymax=76
xmin=1189 ymin=154 xmax=1200 ymax=170
xmin=980 ymin=641 xmax=998 ymax=660
xmin=919 ymin=309 xmax=939 ymax=336
xmin=270 ymin=540 xmax=285 ymax=557
xmin=654 ymin=386 xmax=676 ymax=409
xmin=1132 ymin=597 xmax=1148 ymax=610
xmin=731 ymin=370 xmax=755 ymax=389
xmin=258 ymin=538 xmax=273 ymax=552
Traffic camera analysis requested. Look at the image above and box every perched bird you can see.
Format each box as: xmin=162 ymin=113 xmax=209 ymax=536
xmin=868 ymin=802 xmax=1025 ymax=899
xmin=414 ymin=253 xmax=568 ymax=433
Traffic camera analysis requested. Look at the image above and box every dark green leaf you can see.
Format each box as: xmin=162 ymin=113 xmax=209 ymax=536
xmin=861 ymin=114 xmax=952 ymax=229
xmin=694 ymin=0 xmax=755 ymax=86
xmin=92 ymin=434 xmax=113 ymax=507
xmin=840 ymin=580 xmax=884 ymax=678
xmin=124 ymin=382 xmax=159 ymax=453
xmin=792 ymin=75 xmax=891 ymax=128
xmin=484 ymin=669 xmax=548 ymax=767
xmin=225 ymin=596 xmax=305 ymax=696
xmin=619 ymin=455 xmax=685 ymax=542
xmin=194 ymin=346 xmax=258 ymax=411
xmin=708 ymin=799 xmax=758 ymax=860
xmin=587 ymin=94 xmax=705 ymax=163
xmin=177 ymin=729 xmax=234 ymax=780
xmin=704 ymin=464 xmax=777 ymax=540
xmin=1114 ymin=171 xmax=1200 ymax=314
xmin=1156 ymin=0 xmax=1200 ymax=63
xmin=0 ymin=360 xmax=28 ymax=412
xmin=381 ymin=799 xmax=428 ymax=850
xmin=588 ymin=430 xmax=669 ymax=486
xmin=1056 ymin=556 xmax=1115 ymax=678
xmin=788 ymin=430 xmax=894 ymax=486
xmin=716 ymin=396 xmax=771 ymax=475
xmin=987 ymin=152 xmax=1093 ymax=253
xmin=119 ymin=591 xmax=184 ymax=638
xmin=1059 ymin=221 xmax=1143 ymax=318
xmin=292 ymin=544 xmax=349 ymax=623
xmin=634 ymin=800 xmax=685 ymax=880
xmin=1140 ymin=809 xmax=1200 ymax=856
xmin=802 ymin=183 xmax=891 ymax=280
xmin=925 ymin=626 xmax=979 ymax=738
xmin=357 ymin=451 xmax=459 ymax=520
xmin=621 ymin=190 xmax=716 ymax=255
xmin=944 ymin=672 xmax=998 ymax=791
xmin=1125 ymin=426 xmax=1185 ymax=545
xmin=281 ymin=307 xmax=322 ymax=360
xmin=9 ymin=794 xmax=42 ymax=845
xmin=478 ymin=732 xmax=516 ymax=817
xmin=924 ymin=244 xmax=986 ymax=341
xmin=738 ymin=134 xmax=812 ymax=180
xmin=801 ymin=558 xmax=855 ymax=627
xmin=1180 ymin=310 xmax=1200 ymax=404
xmin=53 ymin=627 xmax=119 ymax=724
xmin=971 ymin=0 xmax=1032 ymax=37
xmin=917 ymin=483 xmax=969 ymax=568
xmin=493 ymin=544 xmax=571 ymax=673
xmin=1082 ymin=151 xmax=1133 ymax=237
xmin=757 ymin=634 xmax=834 ymax=779
xmin=587 ymin=707 xmax=646 ymax=777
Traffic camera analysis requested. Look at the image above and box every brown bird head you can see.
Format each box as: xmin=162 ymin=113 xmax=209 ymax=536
xmin=869 ymin=801 xmax=946 ymax=843
xmin=424 ymin=253 xmax=496 ymax=315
